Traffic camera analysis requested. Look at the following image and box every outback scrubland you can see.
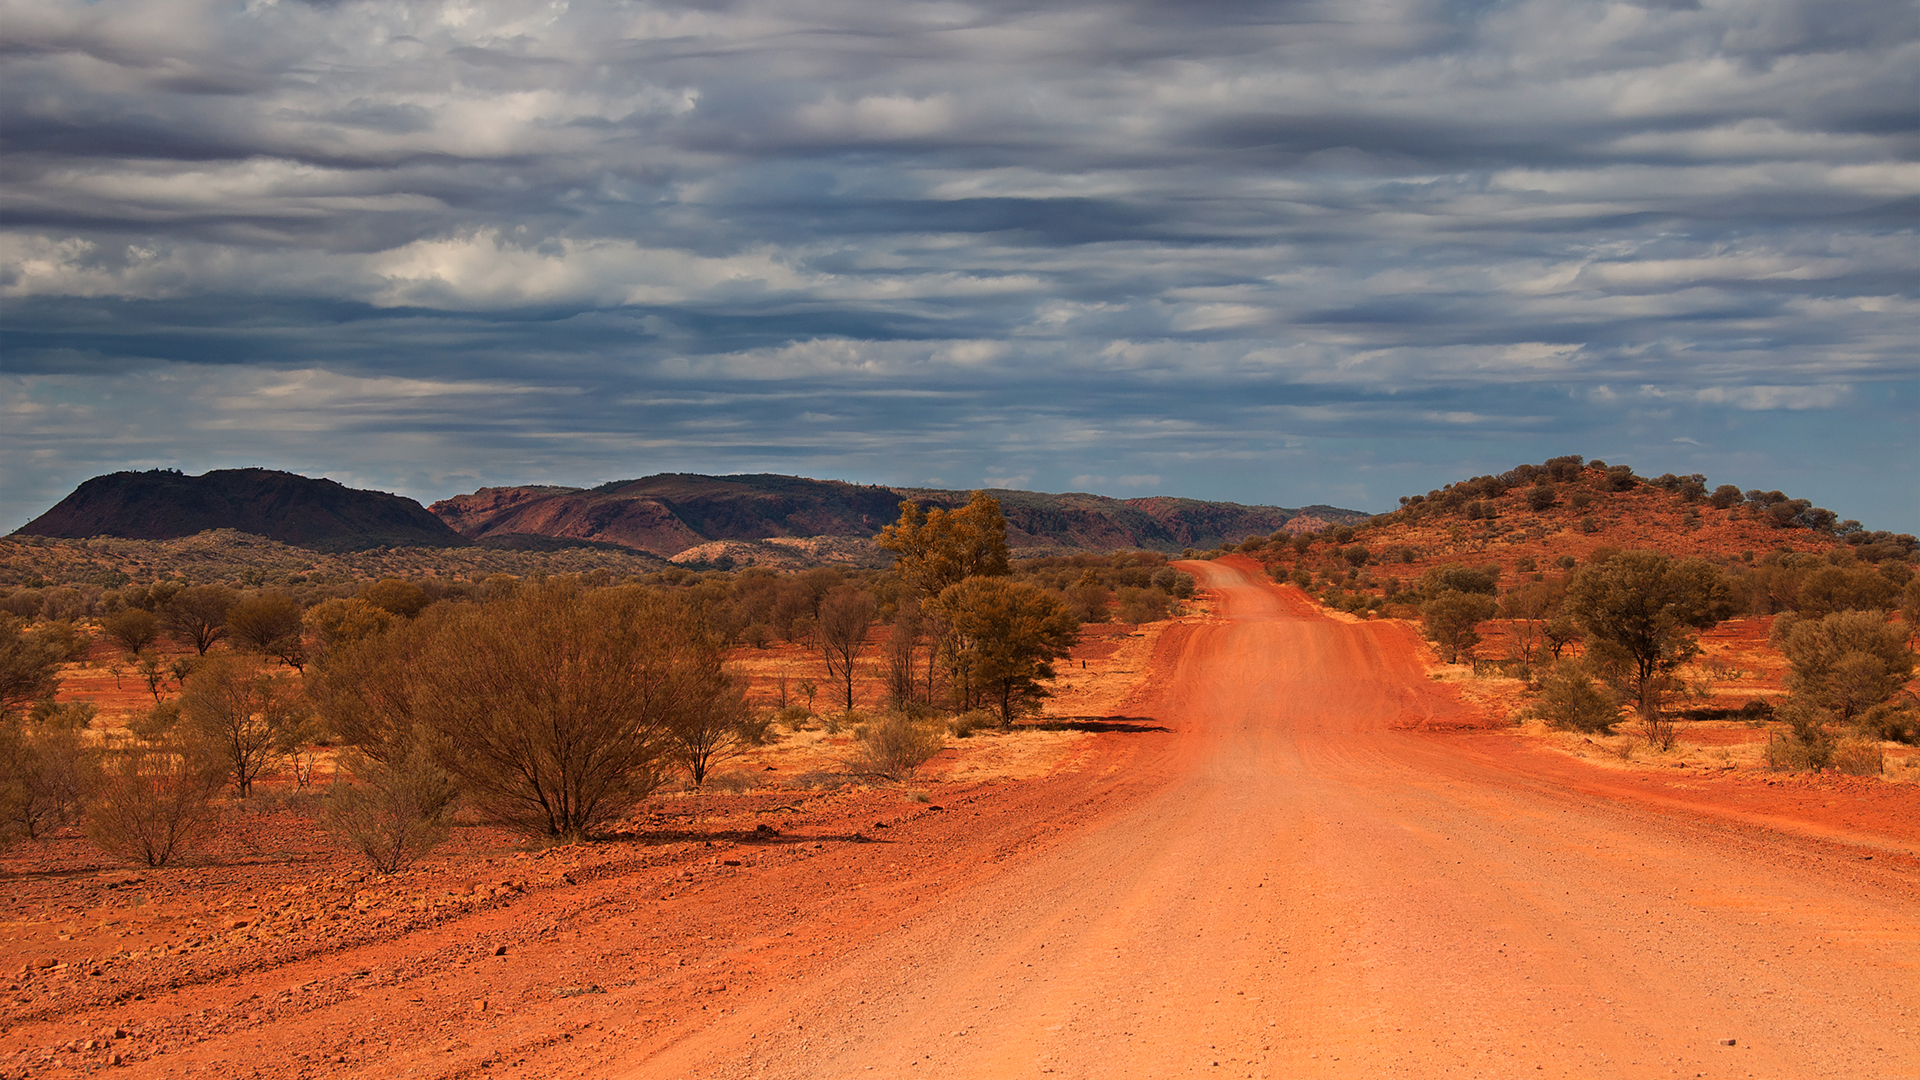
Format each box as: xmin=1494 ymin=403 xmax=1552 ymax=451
xmin=2 ymin=465 xmax=1916 ymax=1079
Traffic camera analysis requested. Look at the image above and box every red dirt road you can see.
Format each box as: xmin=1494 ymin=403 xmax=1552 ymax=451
xmin=11 ymin=559 xmax=1916 ymax=1079
xmin=616 ymin=559 xmax=1918 ymax=1079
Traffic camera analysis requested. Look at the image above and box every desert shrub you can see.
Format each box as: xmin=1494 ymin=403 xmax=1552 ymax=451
xmin=947 ymin=708 xmax=998 ymax=739
xmin=1151 ymin=567 xmax=1196 ymax=598
xmin=305 ymin=597 xmax=392 ymax=654
xmin=1 ymin=615 xmax=70 ymax=719
xmin=414 ymin=581 xmax=717 ymax=841
xmin=1525 ymin=485 xmax=1557 ymax=511
xmin=666 ymin=666 xmax=755 ymax=789
xmin=1420 ymin=565 xmax=1499 ymax=598
xmin=162 ymin=584 xmax=236 ymax=655
xmin=0 ymin=590 xmax=41 ymax=618
xmin=180 ymin=653 xmax=316 ymax=797
xmin=1069 ymin=581 xmax=1113 ymax=624
xmin=0 ymin=718 xmax=95 ymax=842
xmin=29 ymin=698 xmax=97 ymax=730
xmin=1569 ymin=490 xmax=1593 ymax=510
xmin=1794 ymin=566 xmax=1898 ymax=618
xmin=324 ymin=743 xmax=458 ymax=873
xmin=228 ymin=593 xmax=307 ymax=669
xmin=1774 ymin=610 xmax=1914 ymax=735
xmin=361 ymin=578 xmax=431 ymax=619
xmin=101 ymin=609 xmax=161 ymax=658
xmin=1116 ymin=586 xmax=1170 ymax=624
xmin=1528 ymin=661 xmax=1620 ymax=733
xmin=85 ymin=738 xmax=226 ymax=867
xmin=854 ymin=712 xmax=946 ymax=781
xmin=1831 ymin=737 xmax=1884 ymax=777
xmin=1766 ymin=698 xmax=1836 ymax=772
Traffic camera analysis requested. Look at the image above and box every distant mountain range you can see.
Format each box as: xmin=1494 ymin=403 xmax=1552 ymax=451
xmin=14 ymin=468 xmax=1369 ymax=561
xmin=431 ymin=474 xmax=1365 ymax=557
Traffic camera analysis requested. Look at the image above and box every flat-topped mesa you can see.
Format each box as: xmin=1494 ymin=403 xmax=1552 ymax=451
xmin=13 ymin=468 xmax=468 ymax=553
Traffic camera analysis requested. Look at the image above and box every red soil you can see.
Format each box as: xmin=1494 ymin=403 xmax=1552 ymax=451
xmin=4 ymin=557 xmax=1916 ymax=1078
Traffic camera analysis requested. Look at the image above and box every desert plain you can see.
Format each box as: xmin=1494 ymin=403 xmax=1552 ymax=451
xmin=3 ymin=557 xmax=1916 ymax=1079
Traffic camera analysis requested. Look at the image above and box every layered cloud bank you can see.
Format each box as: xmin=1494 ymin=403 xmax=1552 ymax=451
xmin=3 ymin=0 xmax=1914 ymax=529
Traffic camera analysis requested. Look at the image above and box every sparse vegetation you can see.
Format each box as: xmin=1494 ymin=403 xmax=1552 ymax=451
xmin=324 ymin=743 xmax=459 ymax=872
xmin=84 ymin=737 xmax=226 ymax=867
xmin=852 ymin=711 xmax=947 ymax=782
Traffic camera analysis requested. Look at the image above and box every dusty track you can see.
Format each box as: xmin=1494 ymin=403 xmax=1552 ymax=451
xmin=12 ymin=559 xmax=1917 ymax=1078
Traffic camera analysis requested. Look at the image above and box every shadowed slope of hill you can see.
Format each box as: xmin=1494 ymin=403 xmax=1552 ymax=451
xmin=13 ymin=469 xmax=468 ymax=552
xmin=430 ymin=474 xmax=907 ymax=558
xmin=431 ymin=474 xmax=1370 ymax=557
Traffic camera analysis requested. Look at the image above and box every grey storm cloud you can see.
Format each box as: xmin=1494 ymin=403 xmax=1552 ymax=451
xmin=2 ymin=0 xmax=1915 ymax=530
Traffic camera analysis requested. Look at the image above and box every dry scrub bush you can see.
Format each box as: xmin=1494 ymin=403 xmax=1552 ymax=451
xmin=86 ymin=739 xmax=225 ymax=868
xmin=1116 ymin=586 xmax=1170 ymax=624
xmin=853 ymin=712 xmax=946 ymax=782
xmin=413 ymin=582 xmax=720 ymax=841
xmin=180 ymin=653 xmax=316 ymax=797
xmin=1831 ymin=738 xmax=1884 ymax=777
xmin=325 ymin=743 xmax=458 ymax=873
xmin=947 ymin=709 xmax=997 ymax=739
xmin=1774 ymin=609 xmax=1916 ymax=741
xmin=666 ymin=666 xmax=756 ymax=789
xmin=1527 ymin=661 xmax=1620 ymax=734
xmin=0 ymin=720 xmax=93 ymax=843
xmin=1766 ymin=698 xmax=1837 ymax=772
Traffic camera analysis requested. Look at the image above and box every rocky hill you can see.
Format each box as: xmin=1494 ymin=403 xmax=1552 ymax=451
xmin=430 ymin=473 xmax=1366 ymax=558
xmin=13 ymin=469 xmax=469 ymax=552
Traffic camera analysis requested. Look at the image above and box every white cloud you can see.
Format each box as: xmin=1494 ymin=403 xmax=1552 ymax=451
xmin=1692 ymin=384 xmax=1849 ymax=411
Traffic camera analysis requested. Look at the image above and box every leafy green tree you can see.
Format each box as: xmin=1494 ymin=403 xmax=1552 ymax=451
xmin=1794 ymin=565 xmax=1898 ymax=618
xmin=1421 ymin=590 xmax=1497 ymax=664
xmin=935 ymin=577 xmax=1079 ymax=727
xmin=877 ymin=491 xmax=1011 ymax=597
xmin=162 ymin=585 xmax=236 ymax=655
xmin=1566 ymin=551 xmax=1731 ymax=724
xmin=179 ymin=653 xmax=315 ymax=797
xmin=1773 ymin=610 xmax=1916 ymax=742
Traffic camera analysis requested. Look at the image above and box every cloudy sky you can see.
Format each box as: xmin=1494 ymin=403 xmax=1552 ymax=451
xmin=3 ymin=0 xmax=1915 ymax=533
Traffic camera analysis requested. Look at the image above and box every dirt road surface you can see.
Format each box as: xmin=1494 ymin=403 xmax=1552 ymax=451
xmin=12 ymin=558 xmax=1915 ymax=1079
